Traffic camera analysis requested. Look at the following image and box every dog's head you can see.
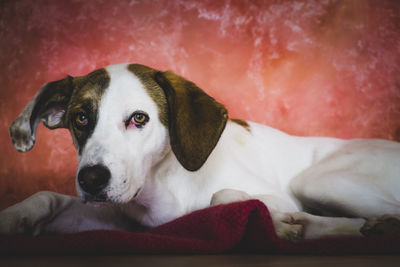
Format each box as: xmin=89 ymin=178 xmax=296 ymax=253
xmin=9 ymin=63 xmax=228 ymax=203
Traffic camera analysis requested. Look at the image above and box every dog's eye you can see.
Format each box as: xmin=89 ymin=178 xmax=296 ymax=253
xmin=75 ymin=112 xmax=89 ymax=128
xmin=133 ymin=113 xmax=146 ymax=123
xmin=125 ymin=111 xmax=149 ymax=128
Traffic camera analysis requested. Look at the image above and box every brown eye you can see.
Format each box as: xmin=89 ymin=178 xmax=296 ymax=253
xmin=125 ymin=111 xmax=149 ymax=128
xmin=75 ymin=112 xmax=88 ymax=127
xmin=133 ymin=113 xmax=146 ymax=123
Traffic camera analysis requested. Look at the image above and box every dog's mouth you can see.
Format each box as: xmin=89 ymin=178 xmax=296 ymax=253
xmin=81 ymin=187 xmax=143 ymax=204
xmin=81 ymin=192 xmax=108 ymax=203
xmin=133 ymin=187 xmax=142 ymax=199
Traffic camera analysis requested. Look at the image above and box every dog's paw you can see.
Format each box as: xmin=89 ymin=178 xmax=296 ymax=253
xmin=0 ymin=210 xmax=33 ymax=235
xmin=361 ymin=215 xmax=400 ymax=236
xmin=210 ymin=189 xmax=251 ymax=206
xmin=271 ymin=212 xmax=304 ymax=242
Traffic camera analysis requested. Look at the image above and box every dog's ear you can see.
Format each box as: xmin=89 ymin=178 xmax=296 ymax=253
xmin=10 ymin=76 xmax=74 ymax=152
xmin=154 ymin=71 xmax=228 ymax=171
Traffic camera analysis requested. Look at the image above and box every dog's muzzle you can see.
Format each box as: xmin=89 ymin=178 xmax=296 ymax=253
xmin=78 ymin=164 xmax=110 ymax=200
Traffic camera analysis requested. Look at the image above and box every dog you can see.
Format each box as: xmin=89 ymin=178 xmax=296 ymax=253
xmin=1 ymin=63 xmax=399 ymax=240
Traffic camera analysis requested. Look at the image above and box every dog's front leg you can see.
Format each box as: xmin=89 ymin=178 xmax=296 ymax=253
xmin=0 ymin=191 xmax=75 ymax=235
xmin=0 ymin=191 xmax=134 ymax=235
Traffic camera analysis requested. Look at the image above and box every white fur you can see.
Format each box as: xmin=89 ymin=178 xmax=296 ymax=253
xmin=76 ymin=64 xmax=170 ymax=204
xmin=2 ymin=63 xmax=400 ymax=240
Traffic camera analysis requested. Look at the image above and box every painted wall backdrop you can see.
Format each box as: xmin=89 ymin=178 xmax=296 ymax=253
xmin=0 ymin=0 xmax=399 ymax=209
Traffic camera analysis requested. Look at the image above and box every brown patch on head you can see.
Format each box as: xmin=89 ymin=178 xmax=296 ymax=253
xmin=127 ymin=64 xmax=168 ymax=127
xmin=230 ymin=118 xmax=251 ymax=132
xmin=154 ymin=71 xmax=228 ymax=171
xmin=10 ymin=69 xmax=109 ymax=153
xmin=128 ymin=64 xmax=229 ymax=171
xmin=66 ymin=68 xmax=110 ymax=152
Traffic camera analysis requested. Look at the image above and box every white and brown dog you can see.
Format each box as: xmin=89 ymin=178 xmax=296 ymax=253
xmin=1 ymin=63 xmax=400 ymax=240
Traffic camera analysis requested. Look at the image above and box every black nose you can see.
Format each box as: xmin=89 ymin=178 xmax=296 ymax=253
xmin=78 ymin=164 xmax=111 ymax=195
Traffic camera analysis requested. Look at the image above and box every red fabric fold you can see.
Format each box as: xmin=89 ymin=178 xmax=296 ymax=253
xmin=1 ymin=200 xmax=399 ymax=255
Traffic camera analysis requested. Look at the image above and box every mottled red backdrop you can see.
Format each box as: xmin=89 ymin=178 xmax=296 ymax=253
xmin=1 ymin=0 xmax=400 ymax=209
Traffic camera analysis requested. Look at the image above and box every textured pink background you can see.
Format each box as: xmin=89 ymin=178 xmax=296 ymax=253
xmin=1 ymin=0 xmax=400 ymax=209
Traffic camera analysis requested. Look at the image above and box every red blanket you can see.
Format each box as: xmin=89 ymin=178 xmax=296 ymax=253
xmin=1 ymin=200 xmax=399 ymax=255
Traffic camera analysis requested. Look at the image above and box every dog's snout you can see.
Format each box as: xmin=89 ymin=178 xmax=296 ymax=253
xmin=78 ymin=164 xmax=110 ymax=196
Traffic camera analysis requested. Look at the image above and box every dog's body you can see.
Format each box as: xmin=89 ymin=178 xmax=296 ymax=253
xmin=1 ymin=63 xmax=400 ymax=240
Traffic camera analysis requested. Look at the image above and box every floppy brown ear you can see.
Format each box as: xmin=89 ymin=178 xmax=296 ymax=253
xmin=9 ymin=76 xmax=74 ymax=152
xmin=154 ymin=71 xmax=228 ymax=171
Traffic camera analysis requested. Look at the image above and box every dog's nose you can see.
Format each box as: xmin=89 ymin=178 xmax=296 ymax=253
xmin=78 ymin=164 xmax=111 ymax=196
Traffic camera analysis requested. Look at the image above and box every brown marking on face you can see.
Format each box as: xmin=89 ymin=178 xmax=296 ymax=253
xmin=66 ymin=68 xmax=110 ymax=152
xmin=127 ymin=64 xmax=168 ymax=127
xmin=230 ymin=118 xmax=251 ymax=132
xmin=154 ymin=71 xmax=228 ymax=171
